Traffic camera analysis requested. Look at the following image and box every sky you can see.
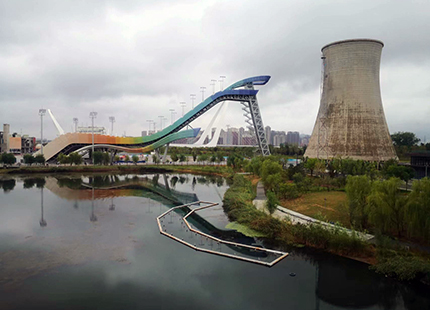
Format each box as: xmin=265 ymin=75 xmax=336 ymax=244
xmin=1 ymin=0 xmax=429 ymax=141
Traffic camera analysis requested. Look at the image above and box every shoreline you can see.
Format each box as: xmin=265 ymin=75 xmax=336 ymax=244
xmin=0 ymin=164 xmax=230 ymax=177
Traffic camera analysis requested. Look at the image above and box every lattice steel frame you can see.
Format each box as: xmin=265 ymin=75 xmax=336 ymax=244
xmin=171 ymin=92 xmax=270 ymax=156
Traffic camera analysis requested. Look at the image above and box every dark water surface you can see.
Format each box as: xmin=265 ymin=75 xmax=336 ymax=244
xmin=0 ymin=173 xmax=429 ymax=310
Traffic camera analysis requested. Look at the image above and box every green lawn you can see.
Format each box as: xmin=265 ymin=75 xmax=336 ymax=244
xmin=280 ymin=191 xmax=350 ymax=227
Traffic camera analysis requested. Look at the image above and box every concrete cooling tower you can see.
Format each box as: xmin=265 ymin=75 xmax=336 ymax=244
xmin=304 ymin=39 xmax=397 ymax=161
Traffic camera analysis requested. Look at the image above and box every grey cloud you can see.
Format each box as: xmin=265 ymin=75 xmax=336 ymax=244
xmin=0 ymin=0 xmax=429 ymax=140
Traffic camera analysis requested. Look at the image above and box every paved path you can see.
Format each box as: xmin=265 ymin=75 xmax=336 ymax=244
xmin=253 ymin=182 xmax=374 ymax=241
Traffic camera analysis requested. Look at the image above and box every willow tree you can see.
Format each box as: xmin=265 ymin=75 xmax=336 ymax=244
xmin=367 ymin=178 xmax=408 ymax=237
xmin=407 ymin=178 xmax=430 ymax=241
xmin=345 ymin=175 xmax=372 ymax=229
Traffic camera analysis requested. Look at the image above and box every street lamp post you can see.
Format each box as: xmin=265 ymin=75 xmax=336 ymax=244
xmin=211 ymin=79 xmax=217 ymax=94
xmin=73 ymin=118 xmax=78 ymax=132
xmin=180 ymin=102 xmax=186 ymax=117
xmin=89 ymin=111 xmax=98 ymax=164
xmin=109 ymin=116 xmax=115 ymax=136
xmin=190 ymin=94 xmax=196 ymax=109
xmin=200 ymin=87 xmax=206 ymax=101
xmin=219 ymin=75 xmax=226 ymax=91
xmin=158 ymin=116 xmax=164 ymax=130
xmin=146 ymin=120 xmax=153 ymax=134
xmin=38 ymin=109 xmax=46 ymax=156
xmin=169 ymin=109 xmax=176 ymax=125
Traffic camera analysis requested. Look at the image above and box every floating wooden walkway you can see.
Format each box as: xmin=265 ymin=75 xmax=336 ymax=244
xmin=156 ymin=201 xmax=288 ymax=267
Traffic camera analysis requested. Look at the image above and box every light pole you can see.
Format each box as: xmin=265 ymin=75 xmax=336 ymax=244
xmin=158 ymin=116 xmax=164 ymax=130
xmin=200 ymin=87 xmax=206 ymax=101
xmin=180 ymin=102 xmax=186 ymax=117
xmin=219 ymin=75 xmax=226 ymax=91
xmin=73 ymin=118 xmax=78 ymax=132
xmin=146 ymin=120 xmax=153 ymax=134
xmin=90 ymin=111 xmax=97 ymax=164
xmin=190 ymin=94 xmax=196 ymax=109
xmin=211 ymin=79 xmax=217 ymax=94
xmin=39 ymin=109 xmax=46 ymax=156
xmin=109 ymin=116 xmax=115 ymax=136
xmin=169 ymin=109 xmax=176 ymax=125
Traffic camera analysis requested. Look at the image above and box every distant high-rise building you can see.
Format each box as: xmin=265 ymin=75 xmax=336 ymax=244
xmin=300 ymin=134 xmax=311 ymax=146
xmin=141 ymin=131 xmax=148 ymax=137
xmin=0 ymin=124 xmax=10 ymax=153
xmin=265 ymin=126 xmax=271 ymax=145
xmin=226 ymin=127 xmax=233 ymax=145
xmin=286 ymin=131 xmax=300 ymax=145
xmin=239 ymin=127 xmax=245 ymax=145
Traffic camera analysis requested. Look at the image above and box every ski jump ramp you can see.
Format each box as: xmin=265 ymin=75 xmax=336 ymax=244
xmin=36 ymin=76 xmax=271 ymax=161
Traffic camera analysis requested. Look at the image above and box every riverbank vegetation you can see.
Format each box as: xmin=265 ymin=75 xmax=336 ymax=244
xmin=223 ymin=174 xmax=372 ymax=257
xmin=223 ymin=173 xmax=430 ymax=283
xmin=238 ymin=154 xmax=430 ymax=282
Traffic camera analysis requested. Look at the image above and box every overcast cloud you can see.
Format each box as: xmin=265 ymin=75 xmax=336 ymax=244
xmin=0 ymin=0 xmax=429 ymax=141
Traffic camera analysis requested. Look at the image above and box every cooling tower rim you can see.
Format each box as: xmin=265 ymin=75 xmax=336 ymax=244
xmin=322 ymin=39 xmax=384 ymax=52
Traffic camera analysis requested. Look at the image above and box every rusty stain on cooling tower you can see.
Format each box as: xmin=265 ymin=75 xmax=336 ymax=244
xmin=305 ymin=39 xmax=397 ymax=161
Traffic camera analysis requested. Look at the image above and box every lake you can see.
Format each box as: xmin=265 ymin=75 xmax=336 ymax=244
xmin=0 ymin=173 xmax=429 ymax=310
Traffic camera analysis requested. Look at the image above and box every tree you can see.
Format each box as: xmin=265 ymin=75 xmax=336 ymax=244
xmin=367 ymin=178 xmax=408 ymax=237
xmin=34 ymin=154 xmax=45 ymax=165
xmin=197 ymin=154 xmax=209 ymax=164
xmin=102 ymin=152 xmax=110 ymax=165
xmin=385 ymin=165 xmax=415 ymax=190
xmin=23 ymin=154 xmax=35 ymax=166
xmin=170 ymin=153 xmax=178 ymax=163
xmin=406 ymin=178 xmax=430 ymax=241
xmin=69 ymin=152 xmax=83 ymax=165
xmin=124 ymin=155 xmax=130 ymax=163
xmin=2 ymin=153 xmax=16 ymax=166
xmin=381 ymin=158 xmax=398 ymax=177
xmin=217 ymin=153 xmax=224 ymax=165
xmin=57 ymin=153 xmax=67 ymax=165
xmin=132 ymin=155 xmax=139 ymax=165
xmin=210 ymin=154 xmax=217 ymax=165
xmin=93 ymin=151 xmax=103 ymax=165
xmin=304 ymin=158 xmax=318 ymax=176
xmin=391 ymin=132 xmax=420 ymax=149
xmin=152 ymin=154 xmax=160 ymax=164
xmin=266 ymin=191 xmax=279 ymax=214
xmin=192 ymin=150 xmax=198 ymax=162
xmin=226 ymin=154 xmax=243 ymax=170
xmin=114 ymin=155 xmax=120 ymax=162
xmin=261 ymin=160 xmax=283 ymax=192
xmin=345 ymin=175 xmax=372 ymax=229
xmin=179 ymin=154 xmax=186 ymax=164
xmin=314 ymin=160 xmax=326 ymax=177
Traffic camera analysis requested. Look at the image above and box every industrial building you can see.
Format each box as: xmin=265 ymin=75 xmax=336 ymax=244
xmin=305 ymin=39 xmax=397 ymax=161
xmin=0 ymin=124 xmax=36 ymax=155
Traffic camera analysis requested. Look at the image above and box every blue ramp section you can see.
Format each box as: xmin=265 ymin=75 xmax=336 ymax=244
xmin=143 ymin=75 xmax=271 ymax=146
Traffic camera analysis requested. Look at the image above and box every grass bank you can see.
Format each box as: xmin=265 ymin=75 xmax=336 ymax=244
xmin=280 ymin=191 xmax=350 ymax=227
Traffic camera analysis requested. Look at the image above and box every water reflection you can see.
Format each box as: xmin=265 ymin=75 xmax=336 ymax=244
xmin=39 ymin=187 xmax=47 ymax=227
xmin=0 ymin=179 xmax=16 ymax=192
xmin=90 ymin=187 xmax=97 ymax=222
